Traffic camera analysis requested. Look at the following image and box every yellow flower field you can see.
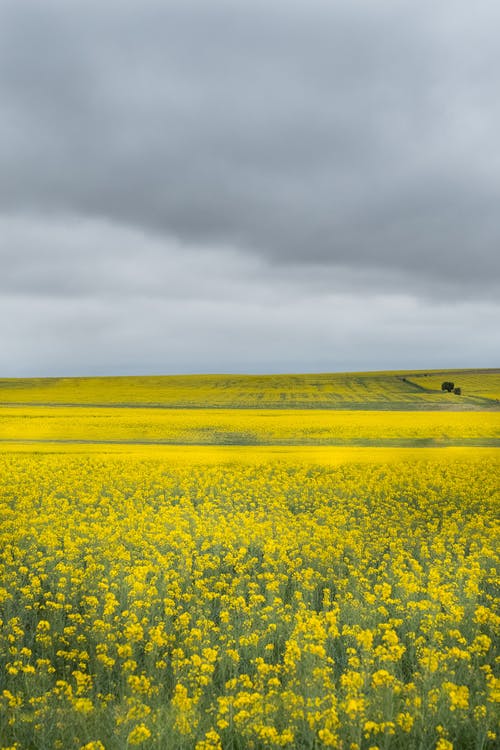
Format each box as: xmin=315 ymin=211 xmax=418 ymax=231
xmin=1 ymin=407 xmax=499 ymax=447
xmin=0 ymin=369 xmax=498 ymax=408
xmin=407 ymin=372 xmax=500 ymax=402
xmin=0 ymin=451 xmax=498 ymax=749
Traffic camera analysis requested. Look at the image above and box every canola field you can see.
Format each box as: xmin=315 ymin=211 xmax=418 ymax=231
xmin=0 ymin=369 xmax=499 ymax=409
xmin=407 ymin=373 xmax=500 ymax=404
xmin=0 ymin=454 xmax=499 ymax=750
xmin=1 ymin=407 xmax=499 ymax=447
xmin=0 ymin=371 xmax=499 ymax=750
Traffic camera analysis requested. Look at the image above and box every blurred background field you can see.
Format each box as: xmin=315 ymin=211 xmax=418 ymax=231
xmin=0 ymin=368 xmax=498 ymax=410
xmin=1 ymin=368 xmax=498 ymax=451
xmin=1 ymin=407 xmax=499 ymax=448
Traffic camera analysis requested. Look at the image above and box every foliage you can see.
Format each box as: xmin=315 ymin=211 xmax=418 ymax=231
xmin=441 ymin=383 xmax=455 ymax=393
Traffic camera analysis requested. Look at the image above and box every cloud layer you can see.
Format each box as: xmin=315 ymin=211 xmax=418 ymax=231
xmin=1 ymin=1 xmax=499 ymax=374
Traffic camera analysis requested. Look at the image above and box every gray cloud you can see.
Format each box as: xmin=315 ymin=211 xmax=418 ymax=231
xmin=2 ymin=269 xmax=497 ymax=377
xmin=1 ymin=1 xmax=500 ymax=287
xmin=0 ymin=215 xmax=498 ymax=376
xmin=0 ymin=1 xmax=499 ymax=374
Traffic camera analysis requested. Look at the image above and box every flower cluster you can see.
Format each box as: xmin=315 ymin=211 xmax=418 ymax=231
xmin=0 ymin=454 xmax=498 ymax=749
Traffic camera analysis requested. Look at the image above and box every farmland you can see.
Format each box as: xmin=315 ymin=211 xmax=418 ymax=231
xmin=0 ymin=370 xmax=498 ymax=749
xmin=0 ymin=407 xmax=499 ymax=448
xmin=0 ymin=368 xmax=498 ymax=409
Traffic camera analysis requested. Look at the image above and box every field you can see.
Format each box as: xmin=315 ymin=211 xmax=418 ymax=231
xmin=0 ymin=369 xmax=499 ymax=409
xmin=0 ymin=407 xmax=499 ymax=448
xmin=0 ymin=370 xmax=498 ymax=750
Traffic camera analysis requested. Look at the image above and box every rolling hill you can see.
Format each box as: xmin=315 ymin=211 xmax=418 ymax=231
xmin=0 ymin=368 xmax=498 ymax=409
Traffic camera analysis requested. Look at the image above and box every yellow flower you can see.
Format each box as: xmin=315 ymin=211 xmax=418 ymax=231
xmin=127 ymin=724 xmax=151 ymax=745
xmin=2 ymin=691 xmax=22 ymax=709
xmin=195 ymin=730 xmax=223 ymax=750
xmin=72 ymin=697 xmax=94 ymax=714
xmin=371 ymin=670 xmax=395 ymax=688
xmin=436 ymin=740 xmax=453 ymax=750
xmin=443 ymin=682 xmax=469 ymax=711
xmin=396 ymin=712 xmax=414 ymax=732
xmin=318 ymin=728 xmax=339 ymax=747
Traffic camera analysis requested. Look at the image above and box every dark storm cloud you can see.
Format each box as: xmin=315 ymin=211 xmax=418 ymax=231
xmin=1 ymin=0 xmax=499 ymax=294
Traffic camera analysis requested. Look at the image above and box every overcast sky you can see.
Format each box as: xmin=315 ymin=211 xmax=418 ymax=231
xmin=1 ymin=0 xmax=499 ymax=376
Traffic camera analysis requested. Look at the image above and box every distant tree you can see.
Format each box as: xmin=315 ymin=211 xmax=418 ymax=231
xmin=454 ymin=387 xmax=461 ymax=395
xmin=441 ymin=381 xmax=455 ymax=392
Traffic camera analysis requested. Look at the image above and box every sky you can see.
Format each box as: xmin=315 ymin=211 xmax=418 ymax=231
xmin=1 ymin=0 xmax=499 ymax=376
